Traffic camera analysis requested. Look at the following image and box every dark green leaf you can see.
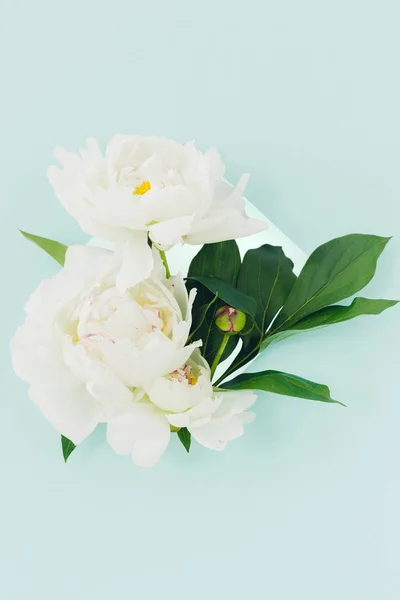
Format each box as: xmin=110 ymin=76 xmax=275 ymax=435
xmin=237 ymin=244 xmax=296 ymax=332
xmin=223 ymin=370 xmax=343 ymax=405
xmin=186 ymin=276 xmax=257 ymax=316
xmin=187 ymin=241 xmax=241 ymax=366
xmin=261 ymin=297 xmax=398 ymax=351
xmin=188 ymin=294 xmax=218 ymax=342
xmin=177 ymin=428 xmax=191 ymax=453
xmin=272 ymin=234 xmax=391 ymax=333
xmin=216 ymin=245 xmax=296 ymax=384
xmin=61 ymin=435 xmax=76 ymax=462
xmin=19 ymin=230 xmax=68 ymax=267
xmin=187 ymin=240 xmax=241 ymax=283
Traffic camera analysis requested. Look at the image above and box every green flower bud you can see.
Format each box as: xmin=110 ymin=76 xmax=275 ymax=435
xmin=215 ymin=305 xmax=247 ymax=335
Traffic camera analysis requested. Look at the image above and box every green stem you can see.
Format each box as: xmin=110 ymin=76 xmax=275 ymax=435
xmin=210 ymin=334 xmax=230 ymax=380
xmin=159 ymin=249 xmax=171 ymax=279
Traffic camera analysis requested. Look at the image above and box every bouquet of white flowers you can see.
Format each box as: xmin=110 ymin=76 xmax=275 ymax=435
xmin=11 ymin=135 xmax=397 ymax=467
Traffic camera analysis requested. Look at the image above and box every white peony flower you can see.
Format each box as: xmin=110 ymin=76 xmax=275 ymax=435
xmin=107 ymin=349 xmax=257 ymax=466
xmin=48 ymin=135 xmax=267 ymax=289
xmin=10 ymin=245 xmax=199 ymax=449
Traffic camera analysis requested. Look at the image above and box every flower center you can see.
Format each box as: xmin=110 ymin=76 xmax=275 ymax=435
xmin=133 ymin=180 xmax=151 ymax=195
xmin=169 ymin=364 xmax=198 ymax=386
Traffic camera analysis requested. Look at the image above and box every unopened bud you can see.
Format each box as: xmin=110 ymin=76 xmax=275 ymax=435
xmin=215 ymin=305 xmax=246 ymax=335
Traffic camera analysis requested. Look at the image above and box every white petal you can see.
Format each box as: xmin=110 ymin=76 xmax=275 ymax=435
xmin=64 ymin=245 xmax=112 ymax=283
xmin=146 ymin=378 xmax=194 ymax=413
xmin=150 ymin=246 xmax=167 ymax=280
xmin=166 ymin=413 xmax=191 ymax=428
xmin=106 ymin=412 xmax=137 ymax=455
xmin=222 ymin=173 xmax=250 ymax=211
xmin=130 ymin=410 xmax=170 ymax=468
xmin=115 ymin=233 xmax=153 ymax=292
xmin=166 ymin=273 xmax=189 ymax=317
xmin=149 ymin=215 xmax=194 ymax=247
xmin=185 ymin=209 xmax=267 ymax=245
xmin=101 ymin=333 xmax=200 ymax=388
xmin=29 ymin=381 xmax=102 ymax=445
xmin=189 ymin=415 xmax=244 ymax=451
xmin=171 ymin=286 xmax=197 ymax=346
xmin=237 ymin=412 xmax=256 ymax=425
xmin=107 ymin=405 xmax=171 ymax=467
xmin=212 ymin=390 xmax=257 ymax=419
xmin=186 ymin=396 xmax=221 ymax=423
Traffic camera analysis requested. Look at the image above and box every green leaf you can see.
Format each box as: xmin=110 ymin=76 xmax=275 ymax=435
xmin=291 ymin=297 xmax=398 ymax=329
xmin=177 ymin=428 xmax=191 ymax=453
xmin=19 ymin=230 xmax=68 ymax=267
xmin=272 ymin=234 xmax=391 ymax=333
xmin=186 ymin=275 xmax=257 ymax=316
xmin=187 ymin=240 xmax=241 ymax=283
xmin=188 ymin=294 xmax=218 ymax=342
xmin=223 ymin=370 xmax=344 ymax=405
xmin=260 ymin=329 xmax=303 ymax=351
xmin=61 ymin=435 xmax=76 ymax=462
xmin=216 ymin=245 xmax=296 ymax=384
xmin=261 ymin=297 xmax=398 ymax=351
xmin=237 ymin=244 xmax=296 ymax=332
xmin=187 ymin=241 xmax=241 ymax=365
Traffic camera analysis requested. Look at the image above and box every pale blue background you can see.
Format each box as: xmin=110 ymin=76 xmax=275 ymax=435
xmin=1 ymin=1 xmax=399 ymax=598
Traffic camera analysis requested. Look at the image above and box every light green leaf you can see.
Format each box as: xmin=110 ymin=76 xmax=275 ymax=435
xmin=272 ymin=234 xmax=391 ymax=333
xmin=186 ymin=275 xmax=257 ymax=316
xmin=262 ymin=297 xmax=398 ymax=351
xmin=19 ymin=230 xmax=68 ymax=267
xmin=291 ymin=297 xmax=399 ymax=329
xmin=61 ymin=435 xmax=76 ymax=462
xmin=177 ymin=428 xmax=191 ymax=453
xmin=223 ymin=370 xmax=343 ymax=405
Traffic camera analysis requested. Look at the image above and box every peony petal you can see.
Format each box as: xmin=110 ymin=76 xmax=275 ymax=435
xmin=149 ymin=215 xmax=194 ymax=247
xmin=212 ymin=390 xmax=257 ymax=419
xmin=186 ymin=396 xmax=221 ymax=423
xmin=171 ymin=286 xmax=197 ymax=346
xmin=237 ymin=412 xmax=256 ymax=425
xmin=101 ymin=333 xmax=200 ymax=388
xmin=185 ymin=208 xmax=267 ymax=245
xmin=106 ymin=412 xmax=137 ymax=455
xmin=166 ymin=413 xmax=191 ymax=428
xmin=115 ymin=232 xmax=153 ymax=292
xmin=64 ymin=245 xmax=112 ymax=283
xmin=146 ymin=378 xmax=194 ymax=413
xmin=130 ymin=410 xmax=170 ymax=467
xmin=107 ymin=405 xmax=171 ymax=467
xmin=166 ymin=273 xmax=189 ymax=317
xmin=189 ymin=415 xmax=244 ymax=451
xmin=29 ymin=381 xmax=103 ymax=445
xmin=221 ymin=173 xmax=250 ymax=211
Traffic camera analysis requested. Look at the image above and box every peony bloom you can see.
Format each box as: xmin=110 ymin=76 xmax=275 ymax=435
xmin=11 ymin=245 xmax=256 ymax=466
xmin=10 ymin=245 xmax=198 ymax=447
xmin=107 ymin=350 xmax=257 ymax=466
xmin=47 ymin=135 xmax=267 ymax=289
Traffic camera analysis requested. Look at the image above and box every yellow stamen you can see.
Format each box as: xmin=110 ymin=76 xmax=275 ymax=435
xmin=169 ymin=364 xmax=198 ymax=386
xmin=186 ymin=369 xmax=197 ymax=386
xmin=133 ymin=180 xmax=151 ymax=195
